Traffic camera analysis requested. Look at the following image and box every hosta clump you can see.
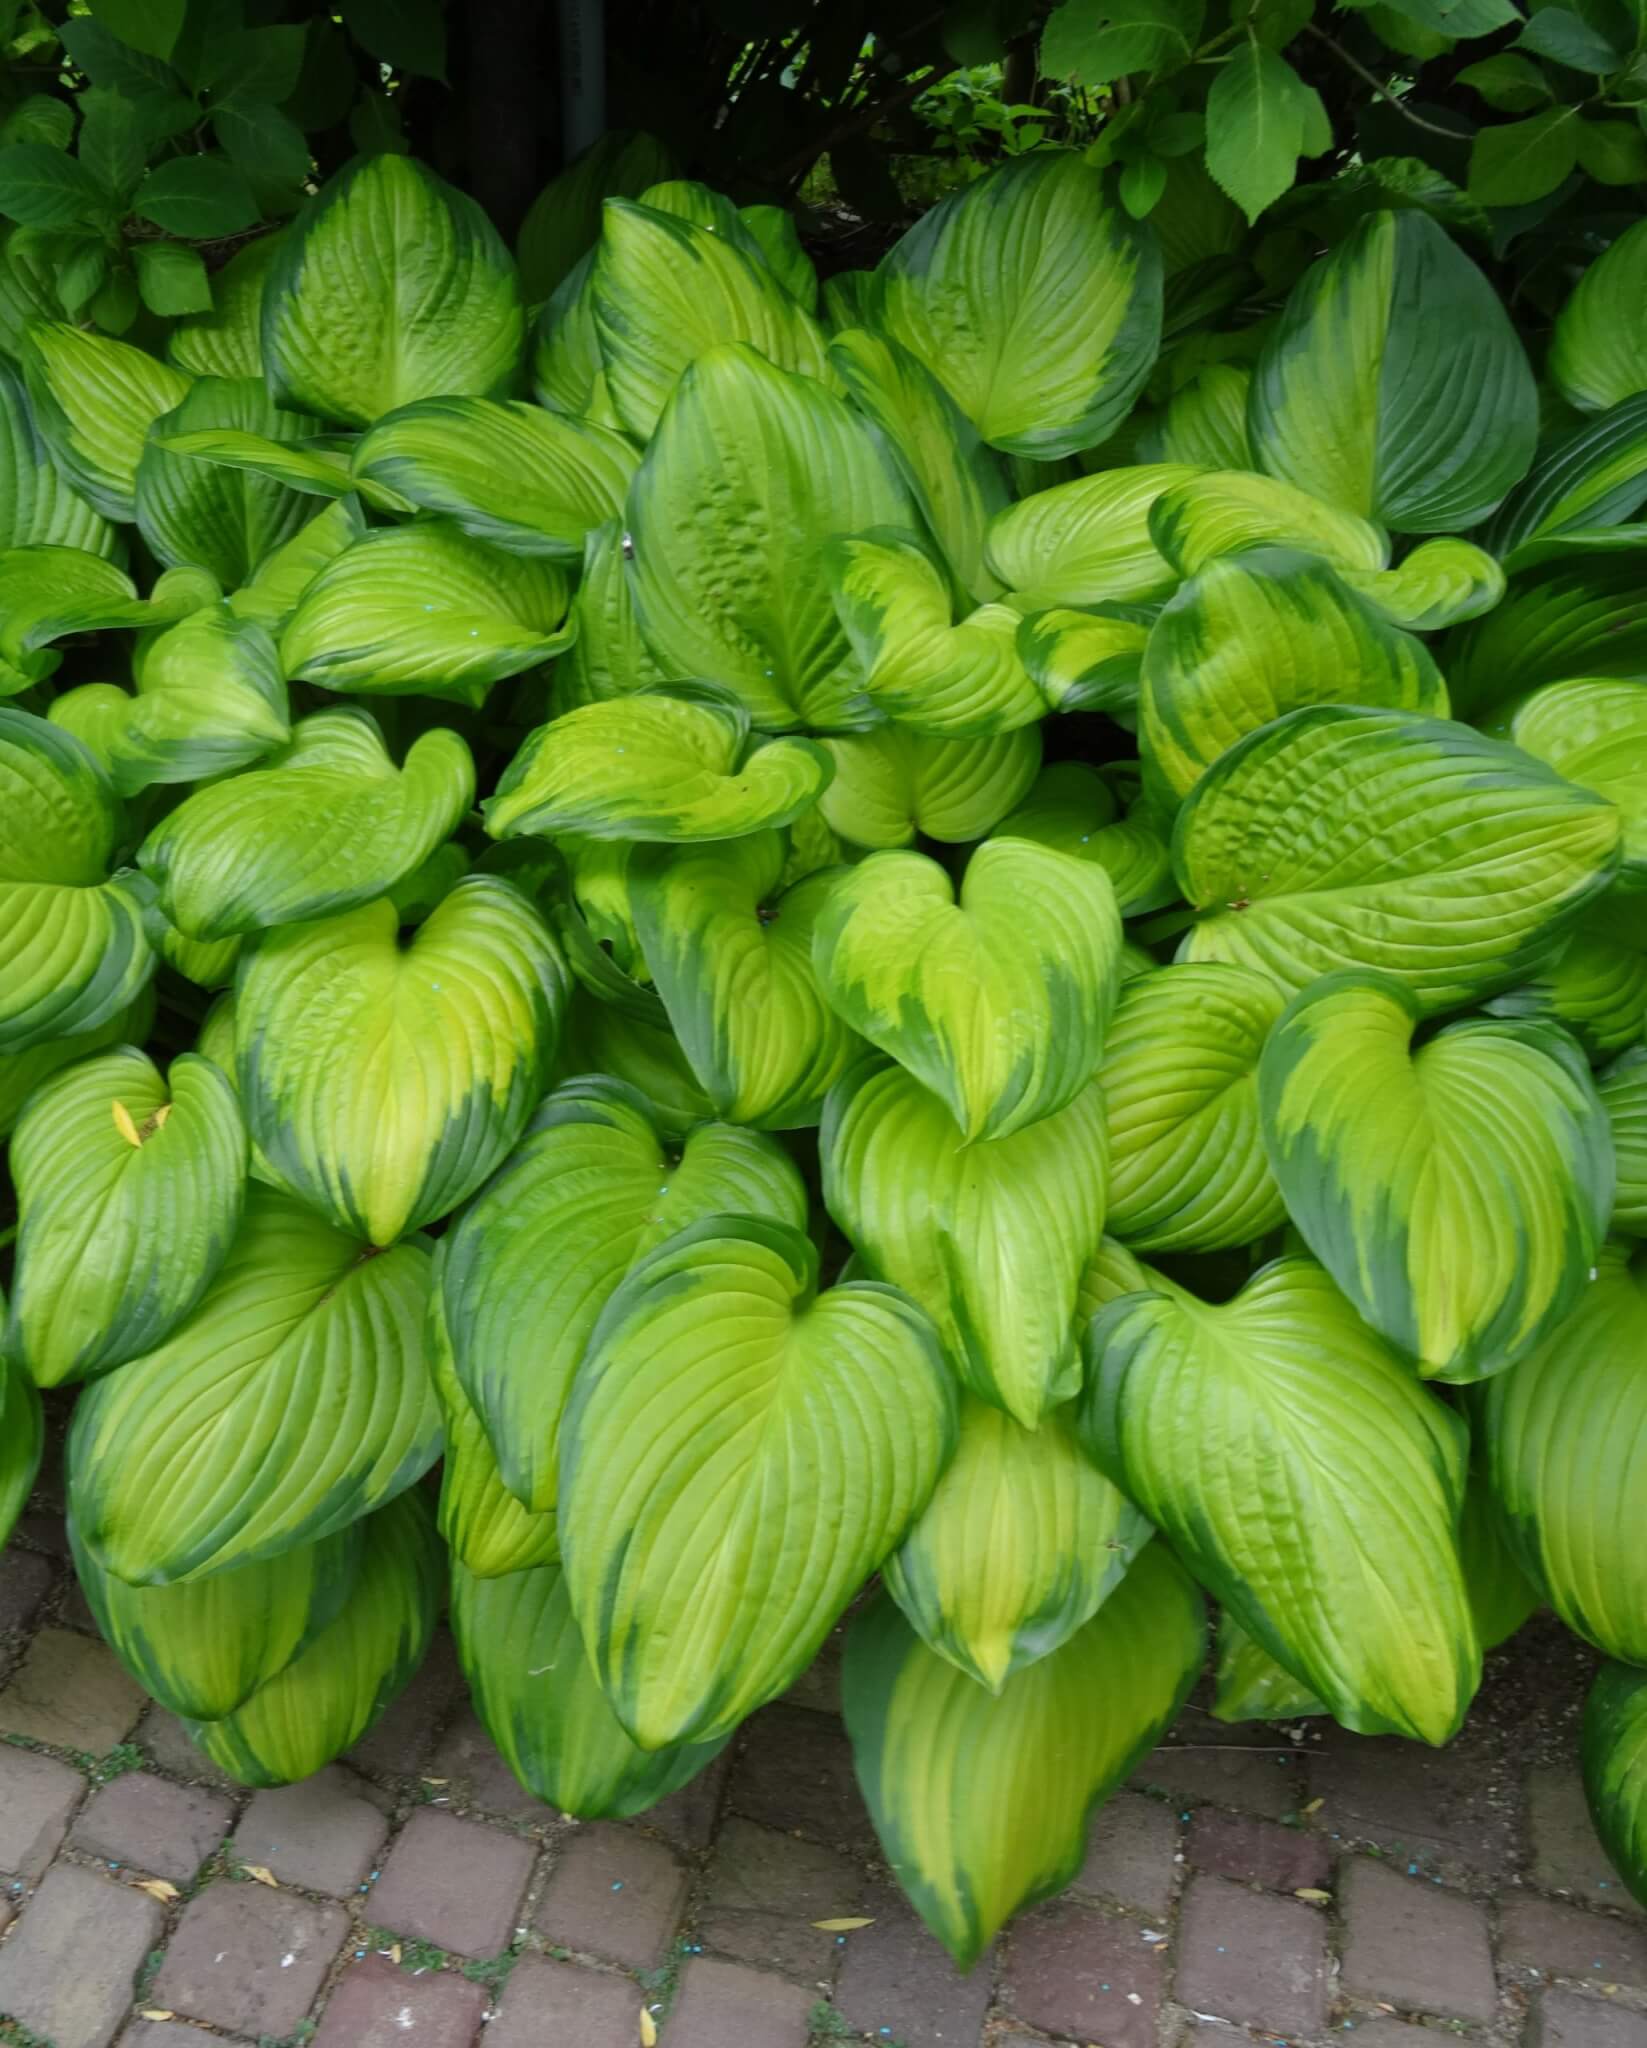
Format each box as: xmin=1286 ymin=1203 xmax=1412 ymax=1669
xmin=4 ymin=136 xmax=1647 ymax=1962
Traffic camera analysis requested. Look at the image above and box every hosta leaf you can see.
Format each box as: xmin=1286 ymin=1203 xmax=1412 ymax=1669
xmin=1260 ymin=970 xmax=1612 ymax=1381
xmin=1174 ymin=706 xmax=1622 ymax=1009
xmin=442 ymin=1076 xmax=805 ymax=1518
xmin=813 ymin=840 xmax=1122 ymax=1143
xmin=1601 ymin=1048 xmax=1647 ymax=1234
xmin=591 ymin=198 xmax=832 ymax=441
xmin=884 ymin=1395 xmax=1152 ymax=1693
xmin=229 ymin=497 xmax=365 ymax=631
xmin=155 ymin=429 xmax=356 ymax=501
xmin=7 ymin=1047 xmax=246 ymax=1388
xmin=70 ymin=1517 xmax=362 ymax=1721
xmin=985 ymin=464 xmax=1197 ymax=608
xmin=68 ymin=1187 xmax=442 ymax=1584
xmin=843 ymin=1546 xmax=1204 ymax=1968
xmin=0 ymin=708 xmax=155 ymax=1052
xmin=1485 ymin=393 xmax=1647 ymax=563
xmin=0 ymin=988 xmax=154 ymax=1140
xmin=263 ymin=153 xmax=524 ymax=427
xmin=97 ymin=606 xmax=288 ymax=796
xmin=631 ymin=833 xmax=863 ymax=1129
xmin=1143 ymin=362 xmax=1253 ymax=469
xmin=1583 ymin=1662 xmax=1647 ymax=1910
xmin=1101 ymin=963 xmax=1288 ymax=1252
xmin=237 ymin=876 xmax=568 ymax=1246
xmin=280 ymin=519 xmax=572 ymax=705
xmin=828 ymin=327 xmax=1010 ymax=603
xmin=135 ymin=378 xmax=318 ymax=587
xmin=1446 ymin=557 xmax=1647 ymax=719
xmin=452 ymin=1561 xmax=727 ymax=1817
xmin=167 ymin=230 xmax=284 ymax=380
xmin=1550 ymin=220 xmax=1647 ymax=415
xmin=1342 ymin=537 xmax=1506 ymax=631
xmin=1213 ymin=1617 xmax=1328 ymax=1724
xmin=22 ymin=321 xmax=192 ymax=521
xmin=352 ymin=397 xmax=637 ymax=560
xmin=484 ymin=688 xmax=832 ymax=844
xmin=1480 ymin=1240 xmax=1647 ymax=1660
xmin=141 ymin=710 xmax=472 ymax=940
xmin=184 ymin=1488 xmax=442 ymax=1787
xmin=1141 ymin=549 xmax=1447 ymax=800
xmin=627 ymin=344 xmax=912 ymax=731
xmin=0 ymin=1356 xmax=43 ymax=1551
xmin=531 ymin=252 xmax=613 ymax=422
xmin=869 ymin=150 xmax=1162 ymax=459
xmin=430 ymin=1285 xmax=558 ymax=1576
xmin=1083 ymin=1256 xmax=1480 ymax=1742
xmin=551 ymin=518 xmax=663 ymax=709
xmin=994 ymin=762 xmax=1177 ymax=915
xmin=1147 ymin=469 xmax=1389 ymax=577
xmin=550 ymin=989 xmax=714 ymax=1139
xmin=0 ymin=546 xmax=143 ymax=692
xmin=1512 ymin=680 xmax=1647 ymax=882
xmin=516 ymin=129 xmax=678 ymax=302
xmin=818 ymin=726 xmax=1040 ymax=850
xmin=1016 ymin=605 xmax=1151 ymax=718
xmin=1485 ymin=910 xmax=1647 ymax=1060
xmin=823 ymin=1058 xmax=1108 ymax=1428
xmin=0 ymin=360 xmax=114 ymax=555
xmin=826 ymin=530 xmax=1042 ymax=735
xmin=560 ymin=1214 xmax=956 ymax=1747
xmin=1459 ymin=1468 xmax=1540 ymax=1651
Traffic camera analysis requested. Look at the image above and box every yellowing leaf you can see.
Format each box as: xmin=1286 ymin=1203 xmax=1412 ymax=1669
xmin=140 ymin=2013 xmax=175 ymax=2022
xmin=1295 ymin=1887 xmax=1332 ymax=1904
xmin=242 ymin=1863 xmax=278 ymax=1886
xmin=811 ymin=1916 xmax=875 ymax=1931
xmin=640 ymin=2007 xmax=658 ymax=2046
xmin=111 ymin=1097 xmax=141 ymax=1147
xmin=137 ymin=1878 xmax=180 ymax=1901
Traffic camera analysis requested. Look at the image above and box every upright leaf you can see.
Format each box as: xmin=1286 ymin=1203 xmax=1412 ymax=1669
xmin=0 ymin=360 xmax=115 ymax=556
xmin=1550 ymin=219 xmax=1647 ymax=414
xmin=985 ymin=464 xmax=1197 ymax=608
xmin=1582 ymin=1662 xmax=1647 ymax=1911
xmin=135 ymin=377 xmax=318 ymax=587
xmin=22 ymin=322 xmax=192 ymax=521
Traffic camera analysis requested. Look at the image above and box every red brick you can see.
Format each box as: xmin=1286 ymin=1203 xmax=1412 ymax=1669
xmin=367 ymin=1807 xmax=535 ymax=1958
xmin=727 ymin=1704 xmax=877 ymax=1855
xmin=533 ymin=1821 xmax=686 ymax=1970
xmin=71 ymin=1771 xmax=232 ymax=1885
xmin=428 ymin=1705 xmax=560 ymax=1827
xmin=233 ymin=1765 xmax=390 ymax=1895
xmin=486 ymin=1955 xmax=642 ymax=2048
xmin=1530 ymin=1767 xmax=1644 ymax=1916
xmin=666 ymin=1955 xmax=815 ymax=2048
xmin=1535 ymin=1989 xmax=1647 ymax=2048
xmin=1340 ymin=1858 xmax=1496 ymax=2021
xmin=0 ymin=1863 xmax=163 ymax=2048
xmin=0 ymin=1741 xmax=84 ymax=1880
xmin=312 ymin=1952 xmax=487 ymax=2047
xmin=1175 ymin=1873 xmax=1330 ymax=2034
xmin=0 ymin=1549 xmax=53 ymax=1633
xmin=834 ymin=1891 xmax=993 ymax=2048
xmin=1134 ymin=1726 xmax=1306 ymax=1819
xmin=1501 ymin=1895 xmax=1647 ymax=1987
xmin=1188 ymin=1808 xmax=1333 ymax=1894
xmin=1309 ymin=1721 xmax=1515 ymax=1874
xmin=1076 ymin=1789 xmax=1179 ymax=1913
xmin=151 ymin=1877 xmax=348 ymax=2035
xmin=1005 ymin=1899 xmax=1164 ymax=2048
xmin=699 ymin=1816 xmax=868 ymax=1979
xmin=0 ymin=1627 xmax=145 ymax=1752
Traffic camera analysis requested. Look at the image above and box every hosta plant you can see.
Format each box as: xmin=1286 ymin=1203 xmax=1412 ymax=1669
xmin=5 ymin=132 xmax=1647 ymax=1972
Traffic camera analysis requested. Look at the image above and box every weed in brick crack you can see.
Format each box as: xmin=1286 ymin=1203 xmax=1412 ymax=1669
xmin=89 ymin=1743 xmax=143 ymax=1784
xmin=459 ymin=1949 xmax=518 ymax=1989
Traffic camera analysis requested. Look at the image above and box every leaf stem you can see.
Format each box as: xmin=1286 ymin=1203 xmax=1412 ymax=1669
xmin=1301 ymin=22 xmax=1473 ymax=140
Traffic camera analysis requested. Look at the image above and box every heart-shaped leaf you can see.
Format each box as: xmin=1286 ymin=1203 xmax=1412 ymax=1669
xmin=819 ymin=725 xmax=1041 ymax=850
xmin=90 ymin=606 xmax=289 ymax=798
xmin=7 ymin=1046 xmax=246 ymax=1387
xmin=813 ymin=839 xmax=1122 ymax=1142
xmin=1512 ymin=680 xmax=1647 ymax=884
xmin=1083 ymin=1255 xmax=1480 ymax=1742
xmin=442 ymin=1075 xmax=806 ymax=1517
xmin=1341 ymin=537 xmax=1505 ymax=631
xmin=985 ymin=464 xmax=1196 ymax=609
xmin=1486 ymin=907 xmax=1647 ymax=1059
xmin=167 ymin=230 xmax=282 ymax=380
xmin=0 ymin=358 xmax=114 ymax=556
xmin=993 ymin=762 xmax=1178 ymax=916
xmin=1148 ymin=469 xmax=1389 ymax=577
xmin=453 ymin=1560 xmax=729 ymax=1816
xmin=1016 ymin=605 xmax=1151 ymax=718
xmin=140 ymin=709 xmax=474 ymax=940
xmin=484 ymin=688 xmax=832 ymax=844
xmin=824 ymin=1057 xmax=1108 ymax=1428
xmin=236 ymin=875 xmax=568 ymax=1245
xmin=1260 ymin=970 xmax=1613 ymax=1380
xmin=68 ymin=1187 xmax=443 ymax=1584
xmin=883 ymin=1394 xmax=1152 ymax=1693
xmin=560 ymin=1215 xmax=956 ymax=1747
xmin=1550 ymin=218 xmax=1647 ymax=414
xmin=843 ymin=1545 xmax=1204 ymax=1967
xmin=22 ymin=320 xmax=191 ymax=520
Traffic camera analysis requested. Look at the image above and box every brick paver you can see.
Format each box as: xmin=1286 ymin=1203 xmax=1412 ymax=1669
xmin=1135 ymin=1723 xmax=1306 ymax=1817
xmin=1187 ymin=1805 xmax=1333 ymax=1892
xmin=70 ymin=1770 xmax=232 ymax=1884
xmin=487 ymin=1954 xmax=642 ymax=2048
xmin=367 ymin=1805 xmax=535 ymax=1957
xmin=533 ymin=1819 xmax=686 ymax=1968
xmin=1004 ymin=1899 xmax=1165 ymax=2047
xmin=311 ymin=1951 xmax=488 ymax=2046
xmin=1501 ymin=1894 xmax=1647 ymax=1985
xmin=1340 ymin=1856 xmax=1497 ymax=2020
xmin=233 ymin=1764 xmax=390 ymax=1894
xmin=1076 ymin=1787 xmax=1179 ymax=1912
xmin=0 ymin=1626 xmax=146 ymax=1751
xmin=0 ymin=1863 xmax=163 ymax=2048
xmin=666 ymin=1954 xmax=815 ymax=2047
xmin=833 ymin=1891 xmax=995 ymax=2048
xmin=727 ymin=1703 xmax=879 ymax=1854
xmin=1536 ymin=1988 xmax=1647 ymax=2048
xmin=1532 ymin=1764 xmax=1646 ymax=1914
xmin=699 ymin=1815 xmax=867 ymax=1978
xmin=135 ymin=1702 xmax=240 ymax=1787
xmin=428 ymin=1705 xmax=559 ymax=1827
xmin=1176 ymin=1872 xmax=1330 ymax=2034
xmin=349 ymin=1629 xmax=464 ymax=1779
xmin=151 ymin=1877 xmax=349 ymax=2034
xmin=116 ymin=2024 xmax=216 ymax=2048
xmin=0 ymin=1548 xmax=53 ymax=1633
xmin=1310 ymin=1721 xmax=1516 ymax=1872
xmin=0 ymin=1740 xmax=84 ymax=1879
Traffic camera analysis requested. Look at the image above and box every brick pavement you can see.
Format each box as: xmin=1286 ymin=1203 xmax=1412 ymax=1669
xmin=2 ymin=1478 xmax=1644 ymax=2048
